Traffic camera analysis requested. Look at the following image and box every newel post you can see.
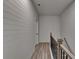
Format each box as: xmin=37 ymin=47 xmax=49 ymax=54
xmin=57 ymin=39 xmax=63 ymax=59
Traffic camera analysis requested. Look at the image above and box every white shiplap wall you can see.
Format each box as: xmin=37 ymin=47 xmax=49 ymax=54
xmin=60 ymin=2 xmax=75 ymax=54
xmin=3 ymin=0 xmax=37 ymax=59
xmin=39 ymin=16 xmax=61 ymax=42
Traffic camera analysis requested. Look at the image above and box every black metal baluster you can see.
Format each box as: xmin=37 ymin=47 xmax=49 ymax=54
xmin=66 ymin=54 xmax=68 ymax=59
xmin=61 ymin=49 xmax=62 ymax=59
xmin=63 ymin=51 xmax=65 ymax=59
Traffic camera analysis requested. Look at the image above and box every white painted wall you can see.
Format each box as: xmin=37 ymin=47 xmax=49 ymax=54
xmin=3 ymin=0 xmax=38 ymax=59
xmin=60 ymin=2 xmax=75 ymax=53
xmin=39 ymin=16 xmax=61 ymax=42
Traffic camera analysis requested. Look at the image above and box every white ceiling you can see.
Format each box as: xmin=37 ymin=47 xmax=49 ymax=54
xmin=33 ymin=0 xmax=74 ymax=16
